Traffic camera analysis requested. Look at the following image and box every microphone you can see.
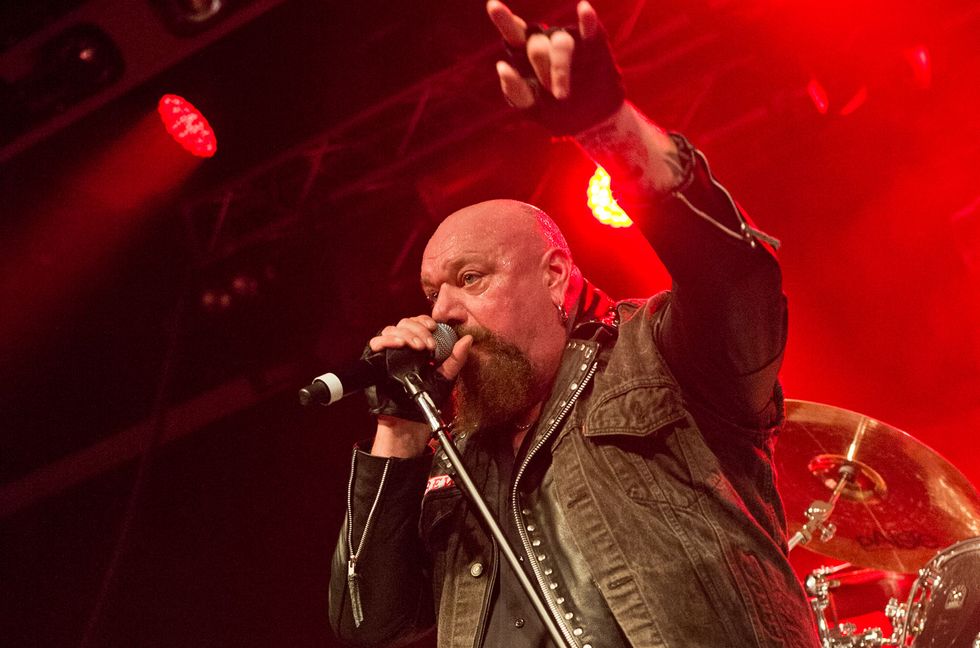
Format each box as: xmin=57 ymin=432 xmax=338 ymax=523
xmin=298 ymin=323 xmax=458 ymax=406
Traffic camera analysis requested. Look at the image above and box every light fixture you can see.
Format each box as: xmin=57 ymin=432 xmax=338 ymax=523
xmin=157 ymin=93 xmax=217 ymax=158
xmin=587 ymin=166 xmax=632 ymax=228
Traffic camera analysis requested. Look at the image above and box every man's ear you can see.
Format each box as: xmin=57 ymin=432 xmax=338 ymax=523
xmin=542 ymin=247 xmax=573 ymax=304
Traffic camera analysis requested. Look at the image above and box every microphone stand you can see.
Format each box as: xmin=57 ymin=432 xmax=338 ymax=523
xmin=400 ymin=372 xmax=573 ymax=648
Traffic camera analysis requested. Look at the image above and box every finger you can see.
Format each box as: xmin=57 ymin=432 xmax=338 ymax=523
xmin=412 ymin=315 xmax=439 ymax=349
xmin=437 ymin=335 xmax=473 ymax=381
xmin=549 ymin=30 xmax=575 ymax=100
xmin=486 ymin=0 xmax=527 ymax=47
xmin=527 ymin=32 xmax=552 ymax=94
xmin=369 ymin=331 xmax=417 ymax=352
xmin=398 ymin=318 xmax=437 ymax=349
xmin=411 ymin=315 xmax=438 ymax=331
xmin=577 ymin=0 xmax=600 ymax=40
xmin=496 ymin=61 xmax=536 ymax=108
xmin=380 ymin=325 xmax=400 ymax=338
xmin=368 ymin=334 xmax=399 ymax=353
xmin=369 ymin=332 xmax=409 ymax=352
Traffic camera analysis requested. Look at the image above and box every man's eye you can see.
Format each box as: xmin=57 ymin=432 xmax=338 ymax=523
xmin=427 ymin=291 xmax=439 ymax=303
xmin=461 ymin=272 xmax=480 ymax=285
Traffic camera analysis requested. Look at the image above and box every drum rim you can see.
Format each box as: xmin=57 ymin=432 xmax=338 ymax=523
xmin=898 ymin=534 xmax=980 ymax=645
xmin=918 ymin=534 xmax=980 ymax=574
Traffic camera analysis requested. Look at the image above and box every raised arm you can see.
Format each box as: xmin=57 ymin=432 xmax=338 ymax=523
xmin=489 ymin=0 xmax=787 ymax=422
xmin=578 ymin=104 xmax=787 ymax=423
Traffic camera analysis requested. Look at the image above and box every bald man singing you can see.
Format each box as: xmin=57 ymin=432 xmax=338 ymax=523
xmin=329 ymin=2 xmax=820 ymax=647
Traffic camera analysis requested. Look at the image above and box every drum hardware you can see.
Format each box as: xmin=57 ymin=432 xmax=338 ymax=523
xmin=894 ymin=571 xmax=939 ymax=641
xmin=780 ymin=401 xmax=980 ymax=647
xmin=889 ymin=536 xmax=980 ymax=647
xmin=806 ymin=563 xmax=902 ymax=647
xmin=804 ymin=536 xmax=980 ymax=648
xmin=805 ymin=563 xmax=849 ymax=645
xmin=883 ymin=596 xmax=907 ymax=637
xmin=789 ymin=464 xmax=853 ymax=551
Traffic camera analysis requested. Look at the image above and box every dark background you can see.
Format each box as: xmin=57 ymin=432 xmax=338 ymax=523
xmin=1 ymin=0 xmax=979 ymax=645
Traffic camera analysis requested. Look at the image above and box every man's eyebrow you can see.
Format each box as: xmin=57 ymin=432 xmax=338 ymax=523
xmin=420 ymin=254 xmax=483 ymax=291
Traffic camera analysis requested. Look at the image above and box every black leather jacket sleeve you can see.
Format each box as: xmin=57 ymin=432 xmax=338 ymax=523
xmin=631 ymin=141 xmax=787 ymax=426
xmin=328 ymin=445 xmax=435 ymax=647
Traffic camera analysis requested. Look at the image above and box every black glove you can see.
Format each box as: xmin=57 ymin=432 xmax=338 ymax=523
xmin=363 ymin=345 xmax=455 ymax=423
xmin=506 ymin=24 xmax=625 ymax=136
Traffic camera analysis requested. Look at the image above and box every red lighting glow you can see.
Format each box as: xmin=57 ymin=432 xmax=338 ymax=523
xmin=838 ymin=85 xmax=869 ymax=116
xmin=905 ymin=44 xmax=932 ymax=89
xmin=157 ymin=94 xmax=217 ymax=158
xmin=587 ymin=166 xmax=632 ymax=228
xmin=807 ymin=77 xmax=829 ymax=115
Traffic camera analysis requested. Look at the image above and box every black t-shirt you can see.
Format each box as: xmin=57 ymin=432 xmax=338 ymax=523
xmin=483 ymin=437 xmax=554 ymax=648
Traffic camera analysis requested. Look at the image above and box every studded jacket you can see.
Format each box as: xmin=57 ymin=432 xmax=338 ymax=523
xmin=328 ymin=143 xmax=821 ymax=648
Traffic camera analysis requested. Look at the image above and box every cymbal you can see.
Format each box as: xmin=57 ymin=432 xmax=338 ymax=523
xmin=777 ymin=400 xmax=980 ymax=573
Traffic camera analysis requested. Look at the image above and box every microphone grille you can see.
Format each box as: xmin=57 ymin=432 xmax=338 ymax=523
xmin=433 ymin=323 xmax=458 ymax=364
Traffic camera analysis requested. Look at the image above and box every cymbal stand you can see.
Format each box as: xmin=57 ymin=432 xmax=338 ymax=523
xmin=789 ymin=464 xmax=856 ymax=552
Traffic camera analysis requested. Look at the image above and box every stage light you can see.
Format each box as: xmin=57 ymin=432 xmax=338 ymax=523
xmin=905 ymin=45 xmax=932 ymax=89
xmin=174 ymin=0 xmax=224 ymax=21
xmin=806 ymin=78 xmax=830 ymax=115
xmin=151 ymin=0 xmax=230 ymax=36
xmin=157 ymin=94 xmax=217 ymax=158
xmin=231 ymin=274 xmax=259 ymax=297
xmin=201 ymin=287 xmax=234 ymax=312
xmin=1 ymin=24 xmax=124 ymax=143
xmin=951 ymin=197 xmax=980 ymax=279
xmin=837 ymin=85 xmax=868 ymax=116
xmin=37 ymin=24 xmax=124 ymax=101
xmin=807 ymin=76 xmax=869 ymax=117
xmin=587 ymin=166 xmax=632 ymax=228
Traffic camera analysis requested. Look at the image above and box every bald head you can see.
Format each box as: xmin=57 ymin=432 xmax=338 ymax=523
xmin=424 ymin=199 xmax=573 ymax=268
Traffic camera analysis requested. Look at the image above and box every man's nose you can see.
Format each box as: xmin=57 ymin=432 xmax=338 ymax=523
xmin=431 ymin=286 xmax=466 ymax=325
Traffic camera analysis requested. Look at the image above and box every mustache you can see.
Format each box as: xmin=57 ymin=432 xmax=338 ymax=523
xmin=452 ymin=325 xmax=522 ymax=354
xmin=453 ymin=324 xmax=492 ymax=344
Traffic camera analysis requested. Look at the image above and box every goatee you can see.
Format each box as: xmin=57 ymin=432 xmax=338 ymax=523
xmin=451 ymin=325 xmax=543 ymax=437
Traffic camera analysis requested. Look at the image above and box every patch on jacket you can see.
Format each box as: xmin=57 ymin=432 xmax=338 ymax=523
xmin=425 ymin=474 xmax=456 ymax=495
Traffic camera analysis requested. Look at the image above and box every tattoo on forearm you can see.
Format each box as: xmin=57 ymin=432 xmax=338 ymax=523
xmin=577 ymin=105 xmax=685 ymax=193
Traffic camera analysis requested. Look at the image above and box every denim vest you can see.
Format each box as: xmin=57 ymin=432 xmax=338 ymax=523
xmin=418 ymin=294 xmax=820 ymax=648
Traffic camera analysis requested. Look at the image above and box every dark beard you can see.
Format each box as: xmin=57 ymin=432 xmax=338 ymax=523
xmin=452 ymin=325 xmax=542 ymax=437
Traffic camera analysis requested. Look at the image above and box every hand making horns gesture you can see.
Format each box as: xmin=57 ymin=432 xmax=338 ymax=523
xmin=487 ymin=0 xmax=625 ymax=136
xmin=487 ymin=0 xmax=602 ymax=107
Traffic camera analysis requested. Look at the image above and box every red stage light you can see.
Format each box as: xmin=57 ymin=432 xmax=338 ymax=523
xmin=807 ymin=77 xmax=867 ymax=116
xmin=807 ymin=77 xmax=830 ymax=115
xmin=838 ymin=85 xmax=868 ymax=116
xmin=157 ymin=94 xmax=217 ymax=158
xmin=587 ymin=166 xmax=632 ymax=228
xmin=905 ymin=44 xmax=932 ymax=89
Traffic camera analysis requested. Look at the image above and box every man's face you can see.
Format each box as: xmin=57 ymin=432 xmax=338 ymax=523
xmin=420 ymin=200 xmax=567 ymax=430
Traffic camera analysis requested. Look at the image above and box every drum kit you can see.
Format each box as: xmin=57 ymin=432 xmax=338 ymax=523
xmin=779 ymin=400 xmax=980 ymax=648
